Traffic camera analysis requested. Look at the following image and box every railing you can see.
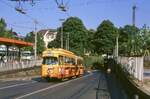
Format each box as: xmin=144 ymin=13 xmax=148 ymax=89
xmin=0 ymin=60 xmax=42 ymax=72
xmin=117 ymin=57 xmax=144 ymax=81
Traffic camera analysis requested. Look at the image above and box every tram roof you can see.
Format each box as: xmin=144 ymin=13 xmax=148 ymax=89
xmin=0 ymin=37 xmax=33 ymax=47
xmin=43 ymin=48 xmax=75 ymax=57
xmin=45 ymin=48 xmax=75 ymax=55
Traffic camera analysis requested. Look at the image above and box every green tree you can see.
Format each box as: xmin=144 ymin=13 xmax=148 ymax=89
xmin=48 ymin=17 xmax=88 ymax=55
xmin=0 ymin=18 xmax=16 ymax=38
xmin=138 ymin=24 xmax=150 ymax=55
xmin=37 ymin=33 xmax=45 ymax=54
xmin=63 ymin=17 xmax=88 ymax=55
xmin=24 ymin=31 xmax=34 ymax=51
xmin=93 ymin=20 xmax=118 ymax=55
xmin=0 ymin=18 xmax=7 ymax=37
xmin=86 ymin=29 xmax=95 ymax=54
xmin=24 ymin=31 xmax=45 ymax=54
xmin=118 ymin=25 xmax=140 ymax=56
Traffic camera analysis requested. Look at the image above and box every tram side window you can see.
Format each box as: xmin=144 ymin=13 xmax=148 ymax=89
xmin=59 ymin=56 xmax=70 ymax=65
xmin=77 ymin=59 xmax=83 ymax=66
xmin=59 ymin=56 xmax=64 ymax=65
xmin=43 ymin=57 xmax=58 ymax=65
xmin=64 ymin=57 xmax=70 ymax=64
xmin=71 ymin=58 xmax=76 ymax=65
xmin=68 ymin=58 xmax=72 ymax=64
xmin=66 ymin=57 xmax=74 ymax=65
xmin=77 ymin=59 xmax=81 ymax=65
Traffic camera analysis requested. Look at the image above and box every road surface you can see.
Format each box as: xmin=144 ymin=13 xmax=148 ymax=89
xmin=144 ymin=69 xmax=150 ymax=78
xmin=0 ymin=71 xmax=128 ymax=99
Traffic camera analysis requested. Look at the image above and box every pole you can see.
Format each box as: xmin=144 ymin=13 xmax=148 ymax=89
xmin=66 ymin=32 xmax=69 ymax=50
xmin=132 ymin=5 xmax=136 ymax=55
xmin=132 ymin=5 xmax=136 ymax=26
xmin=65 ymin=37 xmax=67 ymax=50
xmin=68 ymin=32 xmax=69 ymax=50
xmin=34 ymin=20 xmax=38 ymax=66
xmin=60 ymin=19 xmax=65 ymax=49
xmin=116 ymin=36 xmax=118 ymax=58
xmin=61 ymin=22 xmax=63 ymax=48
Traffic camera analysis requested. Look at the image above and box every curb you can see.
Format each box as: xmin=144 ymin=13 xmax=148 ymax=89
xmin=0 ymin=75 xmax=41 ymax=82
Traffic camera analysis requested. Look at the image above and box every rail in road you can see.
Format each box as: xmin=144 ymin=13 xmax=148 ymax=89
xmin=0 ymin=71 xmax=128 ymax=99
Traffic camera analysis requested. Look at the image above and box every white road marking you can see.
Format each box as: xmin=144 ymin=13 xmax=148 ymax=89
xmin=0 ymin=81 xmax=37 ymax=90
xmin=15 ymin=72 xmax=94 ymax=99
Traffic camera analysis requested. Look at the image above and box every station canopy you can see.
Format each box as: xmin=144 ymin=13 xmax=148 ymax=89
xmin=0 ymin=37 xmax=33 ymax=47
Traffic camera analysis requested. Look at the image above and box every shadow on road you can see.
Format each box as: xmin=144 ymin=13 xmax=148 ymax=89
xmin=96 ymin=71 xmax=111 ymax=99
xmin=31 ymin=71 xmax=91 ymax=83
xmin=31 ymin=77 xmax=62 ymax=83
xmin=106 ymin=73 xmax=129 ymax=99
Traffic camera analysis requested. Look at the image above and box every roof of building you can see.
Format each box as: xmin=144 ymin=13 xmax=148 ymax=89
xmin=38 ymin=29 xmax=57 ymax=36
xmin=0 ymin=37 xmax=33 ymax=47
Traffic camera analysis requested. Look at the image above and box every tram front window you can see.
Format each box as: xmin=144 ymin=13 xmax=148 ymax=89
xmin=43 ymin=57 xmax=58 ymax=65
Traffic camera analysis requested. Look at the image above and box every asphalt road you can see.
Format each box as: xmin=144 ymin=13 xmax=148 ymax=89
xmin=0 ymin=71 xmax=128 ymax=99
xmin=144 ymin=69 xmax=150 ymax=78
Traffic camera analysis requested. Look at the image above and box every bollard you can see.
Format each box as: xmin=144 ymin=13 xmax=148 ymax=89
xmin=134 ymin=94 xmax=139 ymax=99
xmin=107 ymin=68 xmax=111 ymax=74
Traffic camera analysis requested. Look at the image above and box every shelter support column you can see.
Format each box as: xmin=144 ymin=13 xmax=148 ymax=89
xmin=18 ymin=47 xmax=21 ymax=61
xmin=6 ymin=45 xmax=9 ymax=61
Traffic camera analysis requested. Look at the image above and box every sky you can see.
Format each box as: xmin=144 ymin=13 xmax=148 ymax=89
xmin=0 ymin=0 xmax=150 ymax=36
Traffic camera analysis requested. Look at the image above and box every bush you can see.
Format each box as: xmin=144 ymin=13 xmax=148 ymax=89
xmin=83 ymin=55 xmax=103 ymax=69
xmin=92 ymin=61 xmax=104 ymax=70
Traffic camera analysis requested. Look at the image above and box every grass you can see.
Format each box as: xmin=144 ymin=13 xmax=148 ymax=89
xmin=83 ymin=55 xmax=103 ymax=69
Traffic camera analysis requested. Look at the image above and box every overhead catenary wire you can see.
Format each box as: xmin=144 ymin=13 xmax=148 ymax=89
xmin=7 ymin=23 xmax=35 ymax=30
xmin=1 ymin=0 xmax=49 ymax=30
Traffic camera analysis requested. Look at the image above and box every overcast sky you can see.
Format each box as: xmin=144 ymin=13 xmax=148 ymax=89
xmin=0 ymin=0 xmax=150 ymax=36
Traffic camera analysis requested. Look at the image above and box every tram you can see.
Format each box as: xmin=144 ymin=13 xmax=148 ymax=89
xmin=41 ymin=48 xmax=84 ymax=79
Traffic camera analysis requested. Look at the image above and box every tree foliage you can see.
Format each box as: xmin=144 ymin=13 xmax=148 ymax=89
xmin=137 ymin=25 xmax=150 ymax=55
xmin=24 ymin=31 xmax=34 ymax=51
xmin=118 ymin=25 xmax=141 ymax=56
xmin=48 ymin=17 xmax=89 ymax=56
xmin=47 ymin=18 xmax=150 ymax=57
xmin=0 ymin=18 xmax=16 ymax=38
xmin=86 ymin=29 xmax=95 ymax=54
xmin=93 ymin=20 xmax=118 ymax=55
xmin=63 ymin=17 xmax=88 ymax=55
xmin=37 ymin=33 xmax=45 ymax=54
xmin=24 ymin=31 xmax=45 ymax=54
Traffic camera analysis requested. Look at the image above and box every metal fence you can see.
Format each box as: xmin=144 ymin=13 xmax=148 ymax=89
xmin=0 ymin=60 xmax=42 ymax=72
